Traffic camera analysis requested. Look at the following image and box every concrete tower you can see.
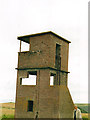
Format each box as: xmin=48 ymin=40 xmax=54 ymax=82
xmin=15 ymin=31 xmax=74 ymax=118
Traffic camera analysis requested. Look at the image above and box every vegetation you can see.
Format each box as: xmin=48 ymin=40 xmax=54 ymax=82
xmin=0 ymin=102 xmax=15 ymax=119
xmin=75 ymin=104 xmax=89 ymax=120
xmin=75 ymin=103 xmax=88 ymax=113
xmin=2 ymin=114 xmax=14 ymax=118
xmin=0 ymin=103 xmax=89 ymax=119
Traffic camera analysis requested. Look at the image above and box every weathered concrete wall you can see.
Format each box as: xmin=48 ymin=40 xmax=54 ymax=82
xmin=18 ymin=34 xmax=54 ymax=68
xmin=15 ymin=32 xmax=74 ymax=118
xmin=15 ymin=69 xmax=74 ymax=118
xmin=15 ymin=70 xmax=37 ymax=118
xmin=50 ymin=34 xmax=69 ymax=71
xmin=59 ymin=85 xmax=74 ymax=118
xmin=60 ymin=72 xmax=68 ymax=85
xmin=18 ymin=34 xmax=69 ymax=72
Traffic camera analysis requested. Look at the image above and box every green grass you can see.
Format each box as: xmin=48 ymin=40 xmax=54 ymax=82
xmin=82 ymin=119 xmax=88 ymax=120
xmin=2 ymin=114 xmax=14 ymax=118
xmin=0 ymin=103 xmax=89 ymax=119
xmin=75 ymin=104 xmax=88 ymax=113
xmin=75 ymin=104 xmax=89 ymax=119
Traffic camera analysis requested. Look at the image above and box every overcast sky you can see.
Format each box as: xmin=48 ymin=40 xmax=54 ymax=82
xmin=0 ymin=0 xmax=88 ymax=103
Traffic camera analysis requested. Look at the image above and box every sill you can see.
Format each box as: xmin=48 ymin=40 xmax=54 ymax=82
xmin=27 ymin=111 xmax=33 ymax=112
xmin=50 ymin=85 xmax=54 ymax=87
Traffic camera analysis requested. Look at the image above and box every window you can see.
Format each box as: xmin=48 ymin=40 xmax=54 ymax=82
xmin=21 ymin=41 xmax=29 ymax=52
xmin=20 ymin=78 xmax=22 ymax=85
xmin=50 ymin=73 xmax=56 ymax=86
xmin=20 ymin=71 xmax=37 ymax=85
xmin=55 ymin=44 xmax=61 ymax=69
xmin=27 ymin=100 xmax=33 ymax=112
xmin=50 ymin=76 xmax=54 ymax=85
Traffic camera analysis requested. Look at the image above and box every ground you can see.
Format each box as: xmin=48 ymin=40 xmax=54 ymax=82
xmin=0 ymin=102 xmax=89 ymax=119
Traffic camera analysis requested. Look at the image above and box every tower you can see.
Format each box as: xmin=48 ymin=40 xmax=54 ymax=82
xmin=15 ymin=31 xmax=74 ymax=118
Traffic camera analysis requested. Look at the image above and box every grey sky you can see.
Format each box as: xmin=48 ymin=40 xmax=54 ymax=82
xmin=0 ymin=0 xmax=88 ymax=103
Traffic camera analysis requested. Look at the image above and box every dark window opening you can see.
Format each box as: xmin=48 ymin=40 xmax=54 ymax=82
xmin=20 ymin=78 xmax=22 ymax=85
xmin=55 ymin=44 xmax=61 ymax=69
xmin=27 ymin=100 xmax=33 ymax=112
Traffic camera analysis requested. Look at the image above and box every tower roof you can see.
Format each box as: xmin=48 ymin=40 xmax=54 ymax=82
xmin=17 ymin=31 xmax=71 ymax=43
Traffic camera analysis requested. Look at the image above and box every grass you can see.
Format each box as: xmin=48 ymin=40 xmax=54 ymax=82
xmin=75 ymin=104 xmax=89 ymax=119
xmin=82 ymin=113 xmax=89 ymax=120
xmin=2 ymin=114 xmax=14 ymax=118
xmin=0 ymin=103 xmax=89 ymax=119
xmin=0 ymin=103 xmax=15 ymax=119
xmin=75 ymin=103 xmax=88 ymax=113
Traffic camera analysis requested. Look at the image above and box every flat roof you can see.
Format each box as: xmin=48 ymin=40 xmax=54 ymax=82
xmin=17 ymin=31 xmax=71 ymax=43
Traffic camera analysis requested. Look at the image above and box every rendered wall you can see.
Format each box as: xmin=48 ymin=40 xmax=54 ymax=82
xmin=15 ymin=69 xmax=74 ymax=118
xmin=18 ymin=34 xmax=69 ymax=71
xmin=15 ymin=33 xmax=74 ymax=118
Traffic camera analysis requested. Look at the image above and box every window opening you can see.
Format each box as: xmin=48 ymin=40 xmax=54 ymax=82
xmin=27 ymin=100 xmax=33 ymax=112
xmin=55 ymin=44 xmax=61 ymax=69
xmin=20 ymin=78 xmax=22 ymax=85
xmin=21 ymin=71 xmax=37 ymax=85
xmin=50 ymin=73 xmax=56 ymax=86
xmin=50 ymin=76 xmax=54 ymax=85
xmin=21 ymin=41 xmax=29 ymax=52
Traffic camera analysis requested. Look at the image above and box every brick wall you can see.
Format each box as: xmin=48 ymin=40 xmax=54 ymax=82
xmin=15 ymin=33 xmax=74 ymax=118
